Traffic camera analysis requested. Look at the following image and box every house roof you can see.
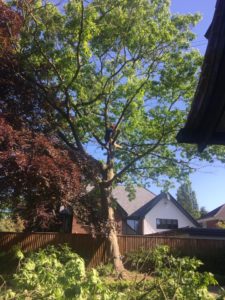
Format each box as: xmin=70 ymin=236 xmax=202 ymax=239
xmin=198 ymin=203 xmax=225 ymax=221
xmin=176 ymin=0 xmax=225 ymax=150
xmin=112 ymin=186 xmax=156 ymax=215
xmin=128 ymin=192 xmax=200 ymax=227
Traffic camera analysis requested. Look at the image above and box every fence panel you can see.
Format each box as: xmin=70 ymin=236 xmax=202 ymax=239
xmin=1 ymin=233 xmax=225 ymax=268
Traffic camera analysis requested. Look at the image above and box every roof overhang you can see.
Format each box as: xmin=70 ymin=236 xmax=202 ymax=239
xmin=177 ymin=0 xmax=225 ymax=151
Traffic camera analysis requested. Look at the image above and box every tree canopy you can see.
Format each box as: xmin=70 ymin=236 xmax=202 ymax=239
xmin=199 ymin=206 xmax=208 ymax=218
xmin=6 ymin=0 xmax=204 ymax=186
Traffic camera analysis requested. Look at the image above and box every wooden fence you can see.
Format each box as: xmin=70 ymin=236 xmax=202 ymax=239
xmin=1 ymin=232 xmax=225 ymax=269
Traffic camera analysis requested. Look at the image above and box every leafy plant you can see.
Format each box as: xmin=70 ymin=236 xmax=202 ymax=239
xmin=152 ymin=251 xmax=217 ymax=299
xmin=0 ymin=117 xmax=82 ymax=231
xmin=0 ymin=245 xmax=123 ymax=299
xmin=125 ymin=245 xmax=170 ymax=273
xmin=137 ymin=246 xmax=217 ymax=300
xmin=0 ymin=244 xmax=219 ymax=299
xmin=124 ymin=246 xmax=218 ymax=299
xmin=0 ymin=216 xmax=24 ymax=232
xmin=96 ymin=263 xmax=115 ymax=277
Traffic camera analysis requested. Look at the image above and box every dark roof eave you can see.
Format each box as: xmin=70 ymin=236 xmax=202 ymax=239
xmin=177 ymin=129 xmax=225 ymax=151
xmin=176 ymin=0 xmax=225 ymax=148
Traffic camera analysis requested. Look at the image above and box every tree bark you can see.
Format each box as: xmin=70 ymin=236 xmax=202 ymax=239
xmin=102 ymin=160 xmax=127 ymax=278
xmin=108 ymin=204 xmax=126 ymax=277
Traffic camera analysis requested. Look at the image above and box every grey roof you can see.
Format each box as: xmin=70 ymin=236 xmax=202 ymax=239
xmin=112 ymin=186 xmax=155 ymax=215
xmin=128 ymin=193 xmax=163 ymax=219
xmin=199 ymin=204 xmax=225 ymax=221
xmin=128 ymin=192 xmax=200 ymax=227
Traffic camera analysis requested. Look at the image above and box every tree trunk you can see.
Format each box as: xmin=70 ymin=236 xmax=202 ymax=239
xmin=107 ymin=204 xmax=126 ymax=277
xmin=102 ymin=163 xmax=127 ymax=278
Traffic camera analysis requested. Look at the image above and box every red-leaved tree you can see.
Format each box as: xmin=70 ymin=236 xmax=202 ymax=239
xmin=0 ymin=0 xmax=22 ymax=53
xmin=0 ymin=1 xmax=86 ymax=231
xmin=0 ymin=117 xmax=82 ymax=230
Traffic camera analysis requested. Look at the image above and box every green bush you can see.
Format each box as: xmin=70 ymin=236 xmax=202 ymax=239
xmin=96 ymin=263 xmax=115 ymax=277
xmin=123 ymin=245 xmax=218 ymax=299
xmin=151 ymin=246 xmax=217 ymax=300
xmin=0 ymin=216 xmax=24 ymax=232
xmin=0 ymin=245 xmax=123 ymax=300
xmin=0 ymin=245 xmax=219 ymax=299
xmin=124 ymin=245 xmax=170 ymax=273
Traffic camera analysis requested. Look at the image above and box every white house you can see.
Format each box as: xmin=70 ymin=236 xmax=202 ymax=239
xmin=115 ymin=188 xmax=199 ymax=235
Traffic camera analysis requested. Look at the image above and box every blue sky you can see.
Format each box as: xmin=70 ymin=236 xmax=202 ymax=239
xmin=171 ymin=0 xmax=216 ymax=55
xmin=162 ymin=0 xmax=224 ymax=212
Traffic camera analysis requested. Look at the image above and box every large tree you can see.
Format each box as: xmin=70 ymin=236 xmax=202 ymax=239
xmin=4 ymin=0 xmax=208 ymax=275
xmin=176 ymin=181 xmax=200 ymax=219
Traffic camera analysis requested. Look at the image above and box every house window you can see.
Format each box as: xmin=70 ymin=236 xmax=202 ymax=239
xmin=127 ymin=219 xmax=139 ymax=232
xmin=156 ymin=218 xmax=178 ymax=229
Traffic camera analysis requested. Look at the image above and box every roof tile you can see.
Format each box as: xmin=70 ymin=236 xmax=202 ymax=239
xmin=112 ymin=186 xmax=155 ymax=215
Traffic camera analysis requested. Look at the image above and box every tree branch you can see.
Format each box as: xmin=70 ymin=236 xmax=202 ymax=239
xmin=66 ymin=0 xmax=84 ymax=90
xmin=111 ymin=138 xmax=164 ymax=183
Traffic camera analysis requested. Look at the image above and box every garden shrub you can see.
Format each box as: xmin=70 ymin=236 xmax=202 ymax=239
xmin=123 ymin=245 xmax=218 ymax=299
xmin=0 ymin=245 xmax=123 ymax=299
xmin=124 ymin=245 xmax=170 ymax=273
xmin=0 ymin=216 xmax=24 ymax=232
xmin=151 ymin=246 xmax=217 ymax=300
xmin=96 ymin=263 xmax=115 ymax=277
xmin=0 ymin=244 xmax=220 ymax=299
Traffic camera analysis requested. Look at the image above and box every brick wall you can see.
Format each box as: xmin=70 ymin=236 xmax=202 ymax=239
xmin=206 ymin=220 xmax=219 ymax=228
xmin=71 ymin=217 xmax=91 ymax=234
xmin=71 ymin=210 xmax=136 ymax=235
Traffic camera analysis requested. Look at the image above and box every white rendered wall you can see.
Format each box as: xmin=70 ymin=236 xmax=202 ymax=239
xmin=143 ymin=197 xmax=197 ymax=234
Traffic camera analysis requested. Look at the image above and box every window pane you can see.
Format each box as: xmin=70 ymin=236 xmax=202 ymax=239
xmin=156 ymin=218 xmax=178 ymax=229
xmin=127 ymin=219 xmax=139 ymax=232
